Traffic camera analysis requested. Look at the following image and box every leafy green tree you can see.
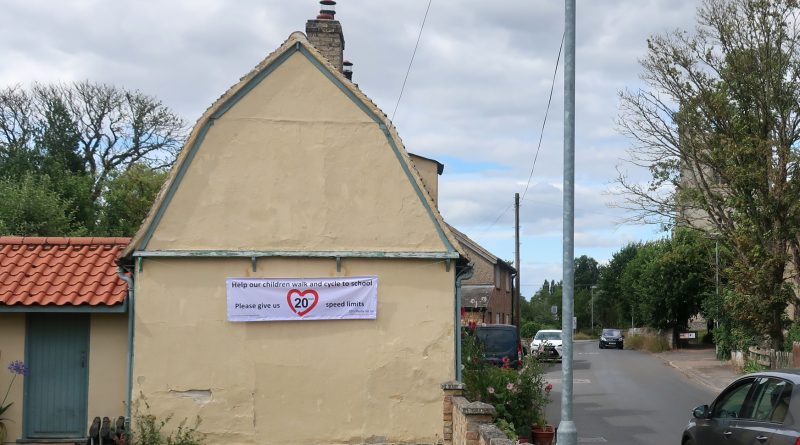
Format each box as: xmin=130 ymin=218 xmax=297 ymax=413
xmin=0 ymin=174 xmax=81 ymax=235
xmin=596 ymin=243 xmax=641 ymax=328
xmin=99 ymin=164 xmax=168 ymax=236
xmin=0 ymin=81 xmax=185 ymax=237
xmin=636 ymin=230 xmax=715 ymax=332
xmin=616 ymin=0 xmax=800 ymax=347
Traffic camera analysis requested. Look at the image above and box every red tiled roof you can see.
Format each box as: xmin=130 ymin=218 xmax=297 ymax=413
xmin=0 ymin=237 xmax=130 ymax=307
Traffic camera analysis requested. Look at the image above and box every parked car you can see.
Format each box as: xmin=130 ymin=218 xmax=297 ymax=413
xmin=599 ymin=328 xmax=624 ymax=349
xmin=475 ymin=324 xmax=524 ymax=368
xmin=682 ymin=370 xmax=800 ymax=445
xmin=530 ymin=329 xmax=563 ymax=361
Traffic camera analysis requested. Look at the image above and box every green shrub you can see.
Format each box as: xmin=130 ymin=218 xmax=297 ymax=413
xmin=520 ymin=321 xmax=541 ymax=339
xmin=495 ymin=418 xmax=517 ymax=442
xmin=784 ymin=321 xmax=800 ymax=351
xmin=132 ymin=395 xmax=204 ymax=445
xmin=743 ymin=358 xmax=767 ymax=374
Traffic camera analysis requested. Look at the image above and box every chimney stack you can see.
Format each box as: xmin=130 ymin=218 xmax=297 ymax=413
xmin=306 ymin=0 xmax=345 ymax=73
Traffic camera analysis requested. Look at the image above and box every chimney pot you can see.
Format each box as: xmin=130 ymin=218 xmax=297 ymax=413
xmin=343 ymin=60 xmax=353 ymax=80
xmin=318 ymin=0 xmax=336 ymax=20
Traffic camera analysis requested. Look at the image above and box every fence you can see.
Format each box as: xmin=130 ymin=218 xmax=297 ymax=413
xmin=737 ymin=344 xmax=800 ymax=370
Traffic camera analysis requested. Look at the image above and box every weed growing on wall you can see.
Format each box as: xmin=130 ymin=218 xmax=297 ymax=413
xmin=131 ymin=395 xmax=204 ymax=445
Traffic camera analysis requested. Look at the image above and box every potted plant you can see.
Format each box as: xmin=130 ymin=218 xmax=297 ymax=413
xmin=531 ymin=380 xmax=554 ymax=445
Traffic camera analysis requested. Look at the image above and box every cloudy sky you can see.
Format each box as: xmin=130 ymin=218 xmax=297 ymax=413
xmin=0 ymin=0 xmax=700 ymax=294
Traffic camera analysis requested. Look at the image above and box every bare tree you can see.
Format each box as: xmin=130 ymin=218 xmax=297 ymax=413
xmin=616 ymin=0 xmax=800 ymax=347
xmin=0 ymin=81 xmax=187 ymax=202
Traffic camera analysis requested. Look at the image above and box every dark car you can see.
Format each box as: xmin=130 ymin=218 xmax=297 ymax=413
xmin=475 ymin=324 xmax=523 ymax=368
xmin=599 ymin=328 xmax=624 ymax=349
xmin=682 ymin=370 xmax=800 ymax=445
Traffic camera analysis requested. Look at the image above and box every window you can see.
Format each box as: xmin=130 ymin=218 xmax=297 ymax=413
xmin=494 ymin=265 xmax=501 ymax=289
xmin=712 ymin=379 xmax=756 ymax=419
xmin=749 ymin=378 xmax=791 ymax=423
xmin=495 ymin=313 xmax=500 ymax=324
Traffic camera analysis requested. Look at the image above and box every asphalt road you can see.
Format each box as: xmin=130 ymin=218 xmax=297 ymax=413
xmin=541 ymin=340 xmax=717 ymax=445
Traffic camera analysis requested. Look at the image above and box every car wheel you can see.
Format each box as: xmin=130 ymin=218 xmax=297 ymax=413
xmin=598 ymin=343 xmax=603 ymax=349
xmin=617 ymin=343 xmax=623 ymax=350
xmin=683 ymin=438 xmax=694 ymax=445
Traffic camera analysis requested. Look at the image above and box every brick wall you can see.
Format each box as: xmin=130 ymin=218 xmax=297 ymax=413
xmin=441 ymin=382 xmax=513 ymax=445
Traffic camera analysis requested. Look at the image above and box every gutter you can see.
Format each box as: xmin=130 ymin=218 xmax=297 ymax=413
xmin=117 ymin=266 xmax=135 ymax=420
xmin=454 ymin=262 xmax=474 ymax=382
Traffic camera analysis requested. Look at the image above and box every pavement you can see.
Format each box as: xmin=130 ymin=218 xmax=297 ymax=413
xmin=655 ymin=345 xmax=739 ymax=393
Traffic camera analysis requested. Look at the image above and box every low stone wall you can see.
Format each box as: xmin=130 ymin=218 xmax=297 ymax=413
xmin=441 ymin=382 xmax=513 ymax=445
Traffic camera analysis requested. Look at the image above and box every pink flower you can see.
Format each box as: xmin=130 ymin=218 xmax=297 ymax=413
xmin=506 ymin=383 xmax=515 ymax=391
xmin=487 ymin=387 xmax=495 ymax=394
xmin=545 ymin=383 xmax=553 ymax=393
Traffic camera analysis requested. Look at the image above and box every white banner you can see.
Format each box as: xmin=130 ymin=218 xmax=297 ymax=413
xmin=226 ymin=276 xmax=378 ymax=321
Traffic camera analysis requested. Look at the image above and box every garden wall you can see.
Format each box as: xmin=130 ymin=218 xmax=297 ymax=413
xmin=442 ymin=382 xmax=513 ymax=445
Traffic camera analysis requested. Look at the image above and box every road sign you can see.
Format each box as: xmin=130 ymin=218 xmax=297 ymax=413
xmin=551 ymin=305 xmax=558 ymax=315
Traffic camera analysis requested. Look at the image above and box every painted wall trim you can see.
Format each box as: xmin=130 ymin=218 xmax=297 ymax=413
xmin=117 ymin=267 xmax=135 ymax=421
xmin=0 ymin=303 xmax=127 ymax=313
xmin=136 ymin=41 xmax=458 ymax=257
xmin=132 ymin=250 xmax=460 ymax=259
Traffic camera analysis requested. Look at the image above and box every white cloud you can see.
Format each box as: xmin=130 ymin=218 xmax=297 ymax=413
xmin=0 ymin=0 xmax=699 ymax=287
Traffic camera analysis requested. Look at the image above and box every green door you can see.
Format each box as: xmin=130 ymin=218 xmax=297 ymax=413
xmin=24 ymin=313 xmax=89 ymax=439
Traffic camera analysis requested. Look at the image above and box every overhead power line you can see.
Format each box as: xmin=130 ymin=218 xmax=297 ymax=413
xmin=391 ymin=0 xmax=433 ymax=122
xmin=476 ymin=31 xmax=566 ymax=234
xmin=521 ymin=31 xmax=565 ymax=203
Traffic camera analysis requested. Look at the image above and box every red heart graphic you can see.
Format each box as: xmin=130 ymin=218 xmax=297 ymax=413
xmin=286 ymin=289 xmax=319 ymax=317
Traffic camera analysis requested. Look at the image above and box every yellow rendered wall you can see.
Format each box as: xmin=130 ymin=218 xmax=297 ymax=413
xmin=132 ymin=257 xmax=455 ymax=445
xmin=0 ymin=313 xmax=25 ymax=444
xmin=148 ymin=51 xmax=445 ymax=253
xmin=409 ymin=155 xmax=439 ymax=208
xmin=88 ymin=313 xmax=128 ymax=419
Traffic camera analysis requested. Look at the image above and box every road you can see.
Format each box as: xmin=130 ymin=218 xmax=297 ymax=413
xmin=541 ymin=340 xmax=716 ymax=444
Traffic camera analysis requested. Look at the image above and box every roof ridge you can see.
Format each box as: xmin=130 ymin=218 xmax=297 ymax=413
xmin=0 ymin=237 xmax=131 ymax=246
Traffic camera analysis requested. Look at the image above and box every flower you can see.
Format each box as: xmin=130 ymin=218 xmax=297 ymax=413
xmin=545 ymin=382 xmax=553 ymax=393
xmin=1 ymin=359 xmax=29 ymax=443
xmin=8 ymin=361 xmax=28 ymax=376
xmin=506 ymin=383 xmax=515 ymax=391
xmin=487 ymin=387 xmax=495 ymax=394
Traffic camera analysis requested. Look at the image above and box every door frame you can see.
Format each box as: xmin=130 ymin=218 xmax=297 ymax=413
xmin=22 ymin=313 xmax=90 ymax=439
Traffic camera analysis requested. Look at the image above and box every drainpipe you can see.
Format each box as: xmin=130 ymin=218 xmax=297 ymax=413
xmin=117 ymin=266 xmax=134 ymax=421
xmin=454 ymin=262 xmax=474 ymax=382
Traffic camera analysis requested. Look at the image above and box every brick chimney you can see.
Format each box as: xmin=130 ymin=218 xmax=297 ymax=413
xmin=306 ymin=0 xmax=345 ymax=73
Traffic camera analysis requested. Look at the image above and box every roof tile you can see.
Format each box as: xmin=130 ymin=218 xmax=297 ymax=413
xmin=0 ymin=237 xmax=130 ymax=307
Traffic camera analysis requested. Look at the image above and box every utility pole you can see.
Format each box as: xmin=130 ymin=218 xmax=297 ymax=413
xmin=558 ymin=0 xmax=577 ymax=444
xmin=515 ymin=193 xmax=521 ymax=331
xmin=590 ymin=285 xmax=596 ymax=333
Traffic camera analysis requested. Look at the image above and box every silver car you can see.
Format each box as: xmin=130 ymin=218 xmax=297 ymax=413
xmin=682 ymin=371 xmax=800 ymax=444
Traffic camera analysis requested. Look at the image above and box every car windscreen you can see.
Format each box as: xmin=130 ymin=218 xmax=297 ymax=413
xmin=534 ymin=332 xmax=562 ymax=341
xmin=476 ymin=329 xmax=517 ymax=353
xmin=602 ymin=329 xmax=620 ymax=337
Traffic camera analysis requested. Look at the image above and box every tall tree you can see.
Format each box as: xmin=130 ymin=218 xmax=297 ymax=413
xmin=0 ymin=81 xmax=185 ymax=236
xmin=616 ymin=0 xmax=800 ymax=347
xmin=596 ymin=243 xmax=641 ymax=328
xmin=99 ymin=164 xmax=167 ymax=237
